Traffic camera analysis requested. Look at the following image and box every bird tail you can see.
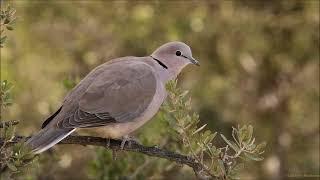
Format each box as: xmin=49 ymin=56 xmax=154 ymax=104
xmin=25 ymin=127 xmax=75 ymax=154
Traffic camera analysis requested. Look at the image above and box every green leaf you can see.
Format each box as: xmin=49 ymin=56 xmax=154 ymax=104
xmin=4 ymin=18 xmax=10 ymax=24
xmin=243 ymin=152 xmax=264 ymax=161
xmin=6 ymin=25 xmax=14 ymax=30
xmin=206 ymin=131 xmax=217 ymax=144
xmin=254 ymin=141 xmax=267 ymax=154
xmin=210 ymin=161 xmax=220 ymax=176
xmin=228 ymin=163 xmax=244 ymax=179
xmin=232 ymin=127 xmax=239 ymax=143
xmin=218 ymin=159 xmax=226 ymax=176
xmin=247 ymin=125 xmax=253 ymax=142
xmin=192 ymin=124 xmax=207 ymax=135
xmin=6 ymin=162 xmax=18 ymax=171
xmin=238 ymin=126 xmax=246 ymax=144
xmin=179 ymin=90 xmax=189 ymax=98
xmin=0 ymin=35 xmax=7 ymax=44
xmin=233 ymin=163 xmax=244 ymax=172
xmin=246 ymin=143 xmax=256 ymax=151
xmin=4 ymin=124 xmax=15 ymax=140
xmin=220 ymin=134 xmax=239 ymax=152
xmin=62 ymin=78 xmax=76 ymax=90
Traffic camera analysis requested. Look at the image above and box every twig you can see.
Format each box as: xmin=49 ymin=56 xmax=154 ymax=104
xmin=0 ymin=120 xmax=19 ymax=128
xmin=0 ymin=135 xmax=214 ymax=179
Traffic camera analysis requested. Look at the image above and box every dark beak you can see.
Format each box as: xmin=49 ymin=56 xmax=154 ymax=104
xmin=182 ymin=55 xmax=200 ymax=66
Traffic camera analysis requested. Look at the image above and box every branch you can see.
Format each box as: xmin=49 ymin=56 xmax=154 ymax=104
xmin=0 ymin=120 xmax=19 ymax=128
xmin=1 ymin=135 xmax=212 ymax=179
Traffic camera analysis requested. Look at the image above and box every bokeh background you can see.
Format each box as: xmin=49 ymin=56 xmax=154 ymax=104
xmin=1 ymin=0 xmax=319 ymax=179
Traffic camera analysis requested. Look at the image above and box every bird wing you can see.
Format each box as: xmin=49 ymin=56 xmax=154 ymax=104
xmin=56 ymin=61 xmax=157 ymax=129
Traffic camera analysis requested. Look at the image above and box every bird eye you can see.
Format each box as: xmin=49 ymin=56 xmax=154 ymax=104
xmin=175 ymin=51 xmax=182 ymax=56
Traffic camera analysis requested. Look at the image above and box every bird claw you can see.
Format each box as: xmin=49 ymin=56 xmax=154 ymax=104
xmin=120 ymin=135 xmax=138 ymax=150
xmin=112 ymin=149 xmax=117 ymax=160
xmin=106 ymin=138 xmax=110 ymax=148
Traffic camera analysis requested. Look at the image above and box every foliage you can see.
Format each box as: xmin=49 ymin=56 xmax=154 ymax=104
xmin=0 ymin=80 xmax=36 ymax=178
xmin=163 ymin=80 xmax=266 ymax=179
xmin=0 ymin=80 xmax=13 ymax=109
xmin=62 ymin=78 xmax=77 ymax=91
xmin=0 ymin=4 xmax=16 ymax=48
xmin=0 ymin=139 xmax=36 ymax=177
xmin=0 ymin=6 xmax=36 ymax=178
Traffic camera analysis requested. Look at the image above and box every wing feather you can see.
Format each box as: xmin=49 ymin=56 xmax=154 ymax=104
xmin=57 ymin=61 xmax=157 ymax=129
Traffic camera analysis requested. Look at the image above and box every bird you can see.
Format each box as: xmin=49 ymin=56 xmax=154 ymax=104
xmin=26 ymin=41 xmax=199 ymax=154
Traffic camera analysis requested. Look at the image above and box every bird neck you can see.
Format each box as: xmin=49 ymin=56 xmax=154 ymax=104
xmin=150 ymin=56 xmax=186 ymax=83
xmin=150 ymin=56 xmax=168 ymax=69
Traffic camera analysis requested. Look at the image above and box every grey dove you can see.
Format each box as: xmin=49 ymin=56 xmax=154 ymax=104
xmin=26 ymin=41 xmax=199 ymax=154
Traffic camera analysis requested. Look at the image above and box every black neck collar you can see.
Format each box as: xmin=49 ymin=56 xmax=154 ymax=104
xmin=150 ymin=56 xmax=168 ymax=69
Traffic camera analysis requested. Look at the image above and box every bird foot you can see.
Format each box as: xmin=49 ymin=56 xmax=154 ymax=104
xmin=106 ymin=138 xmax=110 ymax=148
xmin=120 ymin=135 xmax=139 ymax=150
xmin=112 ymin=149 xmax=118 ymax=161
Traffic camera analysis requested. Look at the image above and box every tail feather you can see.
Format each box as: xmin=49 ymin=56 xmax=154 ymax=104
xmin=26 ymin=127 xmax=75 ymax=154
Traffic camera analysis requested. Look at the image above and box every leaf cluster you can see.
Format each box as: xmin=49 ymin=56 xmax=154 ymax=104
xmin=0 ymin=4 xmax=16 ymax=48
xmin=163 ymin=80 xmax=266 ymax=179
xmin=221 ymin=125 xmax=266 ymax=162
xmin=219 ymin=125 xmax=266 ymax=179
xmin=0 ymin=122 xmax=36 ymax=178
xmin=1 ymin=80 xmax=13 ymax=109
xmin=0 ymin=80 xmax=36 ymax=178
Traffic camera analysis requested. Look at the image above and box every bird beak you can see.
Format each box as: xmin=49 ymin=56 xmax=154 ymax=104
xmin=182 ymin=55 xmax=200 ymax=66
xmin=190 ymin=57 xmax=200 ymax=66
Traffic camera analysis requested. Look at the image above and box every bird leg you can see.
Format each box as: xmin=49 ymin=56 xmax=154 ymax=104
xmin=120 ymin=135 xmax=139 ymax=150
xmin=106 ymin=138 xmax=110 ymax=148
xmin=110 ymin=136 xmax=139 ymax=160
xmin=112 ymin=149 xmax=118 ymax=161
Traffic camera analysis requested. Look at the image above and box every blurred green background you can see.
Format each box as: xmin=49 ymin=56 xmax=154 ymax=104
xmin=1 ymin=0 xmax=319 ymax=179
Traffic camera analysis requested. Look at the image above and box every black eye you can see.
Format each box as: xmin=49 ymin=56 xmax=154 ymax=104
xmin=176 ymin=50 xmax=182 ymax=56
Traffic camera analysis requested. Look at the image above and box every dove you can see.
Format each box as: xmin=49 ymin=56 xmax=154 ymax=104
xmin=26 ymin=41 xmax=199 ymax=154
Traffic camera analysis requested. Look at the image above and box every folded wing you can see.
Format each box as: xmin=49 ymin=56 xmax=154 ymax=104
xmin=57 ymin=61 xmax=157 ymax=129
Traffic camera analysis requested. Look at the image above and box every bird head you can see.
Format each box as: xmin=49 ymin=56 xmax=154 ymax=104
xmin=151 ymin=41 xmax=199 ymax=79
